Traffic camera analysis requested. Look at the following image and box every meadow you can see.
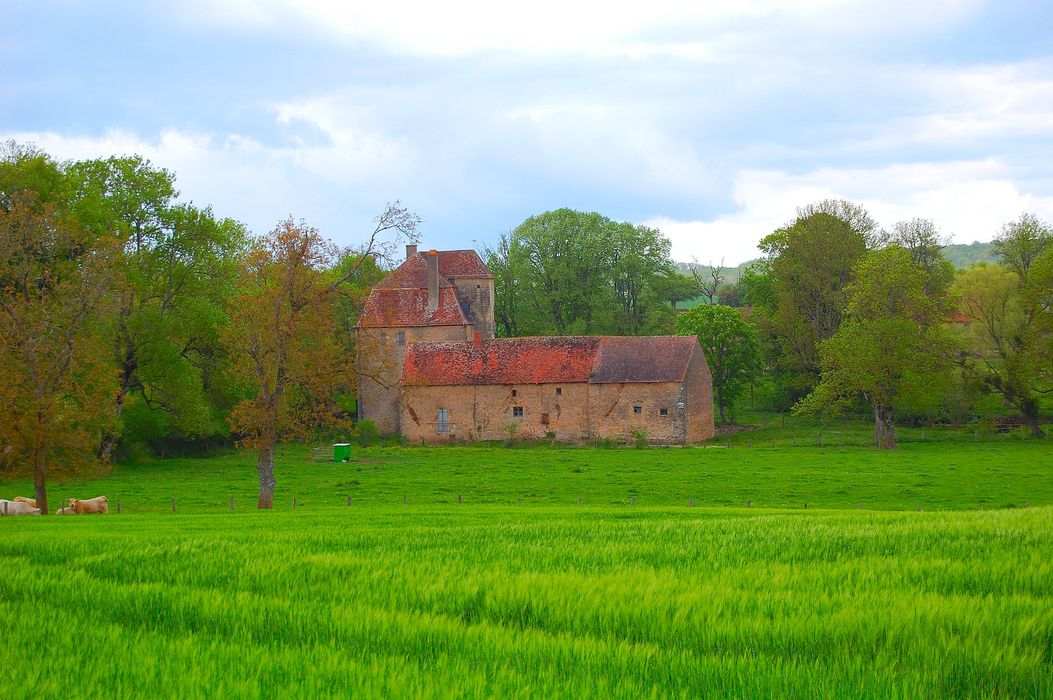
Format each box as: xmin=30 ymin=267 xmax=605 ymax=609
xmin=2 ymin=440 xmax=1051 ymax=697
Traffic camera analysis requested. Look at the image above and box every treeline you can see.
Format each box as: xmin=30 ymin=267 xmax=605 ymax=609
xmin=0 ymin=141 xmax=411 ymax=510
xmin=485 ymin=203 xmax=1052 ymax=447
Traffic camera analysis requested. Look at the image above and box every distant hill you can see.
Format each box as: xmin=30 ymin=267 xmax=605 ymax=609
xmin=674 ymin=241 xmax=998 ymax=282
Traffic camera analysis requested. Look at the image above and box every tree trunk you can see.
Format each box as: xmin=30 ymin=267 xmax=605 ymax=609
xmin=1021 ymin=397 xmax=1041 ymax=438
xmin=874 ymin=404 xmax=897 ymax=449
xmin=33 ymin=447 xmax=49 ymax=515
xmin=716 ymin=386 xmax=726 ymax=425
xmin=257 ymin=441 xmax=276 ymax=509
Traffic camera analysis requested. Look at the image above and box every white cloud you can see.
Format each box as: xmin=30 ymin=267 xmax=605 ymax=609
xmin=646 ymin=160 xmax=1053 ymax=264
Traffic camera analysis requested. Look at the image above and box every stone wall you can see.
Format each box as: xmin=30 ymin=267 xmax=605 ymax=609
xmin=586 ymin=381 xmax=689 ymax=444
xmin=684 ymin=344 xmax=716 ymax=442
xmin=449 ymin=277 xmax=495 ymax=340
xmin=356 ymin=324 xmax=470 ymax=434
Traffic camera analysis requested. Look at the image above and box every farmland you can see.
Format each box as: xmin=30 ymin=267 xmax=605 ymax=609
xmin=2 ymin=442 xmax=1051 ymax=697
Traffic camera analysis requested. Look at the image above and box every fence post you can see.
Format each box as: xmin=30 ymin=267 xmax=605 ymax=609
xmin=347 ymin=496 xmax=352 ymax=506
xmin=748 ymin=440 xmax=753 ymax=448
xmin=403 ymin=496 xmax=407 ymax=505
xmin=804 ymin=502 xmax=808 ymax=509
xmin=3 ymin=501 xmax=7 ymax=515
xmin=171 ymin=498 xmax=176 ymax=513
xmin=689 ymin=497 xmax=694 ymax=507
xmin=630 ymin=496 xmax=636 ymax=507
xmin=117 ymin=499 xmax=121 ymax=514
xmin=746 ymin=499 xmax=751 ymax=508
xmin=577 ymin=496 xmax=582 ymax=505
xmin=292 ymin=497 xmax=297 ymax=509
xmin=229 ymin=497 xmax=234 ymax=511
xmin=793 ymin=437 xmax=797 ymax=447
xmin=974 ymin=428 xmax=979 ymax=442
xmin=458 ymin=494 xmax=462 ymax=504
xmin=916 ymin=504 xmax=922 ymax=511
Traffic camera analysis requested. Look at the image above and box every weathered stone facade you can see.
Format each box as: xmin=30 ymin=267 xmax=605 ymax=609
xmin=356 ymin=247 xmax=714 ymax=444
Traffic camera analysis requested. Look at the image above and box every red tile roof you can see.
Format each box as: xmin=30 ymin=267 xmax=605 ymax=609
xmin=357 ymin=287 xmax=469 ymax=328
xmin=402 ymin=336 xmax=699 ymax=386
xmin=436 ymin=250 xmax=492 ymax=278
xmin=375 ymin=254 xmax=453 ymax=290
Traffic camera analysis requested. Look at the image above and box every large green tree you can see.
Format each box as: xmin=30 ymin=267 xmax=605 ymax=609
xmin=795 ymin=246 xmax=953 ymax=448
xmin=675 ymin=305 xmax=761 ymax=424
xmin=487 ymin=208 xmax=674 ymax=337
xmin=954 ymin=213 xmax=1052 ymax=436
xmin=65 ymin=156 xmax=247 ymax=459
xmin=757 ymin=210 xmax=870 ymax=399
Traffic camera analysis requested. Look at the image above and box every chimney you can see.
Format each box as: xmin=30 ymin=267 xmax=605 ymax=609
xmin=426 ymin=250 xmax=439 ymax=312
xmin=473 ymin=331 xmax=481 ymax=348
xmin=405 ymin=244 xmax=417 ymax=260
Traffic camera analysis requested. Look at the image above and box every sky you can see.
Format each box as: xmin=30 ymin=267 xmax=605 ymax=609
xmin=3 ymin=1 xmax=1052 ymax=265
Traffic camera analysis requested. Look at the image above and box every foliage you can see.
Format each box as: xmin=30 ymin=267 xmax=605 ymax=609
xmin=675 ymin=304 xmax=761 ymax=424
xmin=955 ymin=214 xmax=1053 ymax=436
xmin=355 ymin=420 xmax=380 ymax=448
xmin=757 ymin=210 xmax=869 ymax=399
xmin=0 ymin=193 xmax=117 ymax=513
xmin=225 ymin=218 xmax=351 ymax=508
xmin=795 ymin=246 xmax=953 ymax=448
xmin=487 ymin=209 xmax=675 ymax=336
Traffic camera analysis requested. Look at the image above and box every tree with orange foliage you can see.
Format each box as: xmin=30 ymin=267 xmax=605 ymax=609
xmin=225 ymin=218 xmax=351 ymax=508
xmin=0 ymin=196 xmax=117 ymax=514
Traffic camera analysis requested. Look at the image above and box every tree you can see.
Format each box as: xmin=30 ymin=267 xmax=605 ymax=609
xmin=954 ymin=214 xmax=1052 ymax=436
xmin=0 ymin=195 xmax=117 ymax=513
xmin=759 ymin=211 xmax=869 ymax=398
xmin=795 ymin=246 xmax=952 ymax=448
xmin=65 ymin=156 xmax=247 ymax=460
xmin=486 ymin=209 xmax=675 ymax=336
xmin=225 ymin=218 xmax=350 ymax=508
xmin=675 ymin=305 xmax=761 ymax=424
xmin=652 ymin=271 xmax=698 ymax=309
xmin=890 ymin=218 xmax=954 ymax=298
xmin=688 ymin=259 xmax=724 ymax=305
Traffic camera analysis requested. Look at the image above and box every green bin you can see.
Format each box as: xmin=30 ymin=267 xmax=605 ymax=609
xmin=333 ymin=443 xmax=351 ymax=462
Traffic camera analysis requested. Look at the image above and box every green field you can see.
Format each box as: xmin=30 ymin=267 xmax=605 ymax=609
xmin=2 ymin=442 xmax=1051 ymax=697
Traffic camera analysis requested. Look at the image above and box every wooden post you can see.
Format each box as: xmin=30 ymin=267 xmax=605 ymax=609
xmin=857 ymin=503 xmax=862 ymax=510
xmin=117 ymin=499 xmax=122 ymax=514
xmin=746 ymin=499 xmax=751 ymax=508
xmin=804 ymin=502 xmax=808 ymax=509
xmin=793 ymin=437 xmax=797 ymax=447
xmin=974 ymin=428 xmax=979 ymax=442
xmin=292 ymin=497 xmax=297 ymax=509
xmin=229 ymin=497 xmax=234 ymax=511
xmin=748 ymin=440 xmax=753 ymax=448
xmin=171 ymin=498 xmax=176 ymax=513
xmin=457 ymin=494 xmax=462 ymax=504
xmin=577 ymin=497 xmax=582 ymax=505
xmin=689 ymin=497 xmax=694 ymax=508
xmin=916 ymin=504 xmax=922 ymax=511
xmin=403 ymin=496 xmax=407 ymax=505
xmin=347 ymin=496 xmax=352 ymax=506
xmin=630 ymin=496 xmax=636 ymax=507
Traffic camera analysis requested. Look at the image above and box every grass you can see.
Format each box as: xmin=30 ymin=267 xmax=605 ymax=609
xmin=2 ymin=439 xmax=1050 ymax=697
xmin=1 ymin=506 xmax=1050 ymax=697
xmin=2 ymin=439 xmax=1050 ymax=513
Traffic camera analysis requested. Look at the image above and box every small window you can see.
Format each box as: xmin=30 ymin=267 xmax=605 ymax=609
xmin=436 ymin=408 xmax=449 ymax=434
xmin=555 ymin=387 xmax=562 ymax=396
xmin=511 ymin=389 xmax=517 ymax=397
xmin=660 ymin=408 xmax=669 ymax=416
xmin=541 ymin=412 xmax=550 ymax=425
xmin=396 ymin=331 xmax=406 ymax=345
xmin=512 ymin=406 xmax=524 ymax=418
xmin=633 ymin=405 xmax=642 ymax=414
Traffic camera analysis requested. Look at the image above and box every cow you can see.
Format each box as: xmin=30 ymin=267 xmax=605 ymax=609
xmin=68 ymin=496 xmax=108 ymax=514
xmin=0 ymin=499 xmax=42 ymax=515
xmin=13 ymin=496 xmax=37 ymax=508
xmin=54 ymin=507 xmax=76 ymax=515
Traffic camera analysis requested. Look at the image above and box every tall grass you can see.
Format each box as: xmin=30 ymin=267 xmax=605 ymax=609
xmin=2 ymin=507 xmax=1050 ymax=697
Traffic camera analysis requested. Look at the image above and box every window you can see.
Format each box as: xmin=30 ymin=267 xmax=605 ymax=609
xmin=633 ymin=405 xmax=642 ymax=414
xmin=512 ymin=406 xmax=524 ymax=418
xmin=660 ymin=408 xmax=669 ymax=416
xmin=511 ymin=389 xmax=517 ymax=397
xmin=555 ymin=387 xmax=562 ymax=396
xmin=541 ymin=412 xmax=550 ymax=425
xmin=436 ymin=408 xmax=449 ymax=434
xmin=396 ymin=330 xmax=406 ymax=345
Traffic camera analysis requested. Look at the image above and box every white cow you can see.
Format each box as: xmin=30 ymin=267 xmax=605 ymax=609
xmin=0 ymin=499 xmax=41 ymax=515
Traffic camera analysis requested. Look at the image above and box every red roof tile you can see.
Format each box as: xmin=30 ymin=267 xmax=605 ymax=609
xmin=402 ymin=336 xmax=699 ymax=386
xmin=436 ymin=250 xmax=492 ymax=278
xmin=357 ymin=287 xmax=469 ymax=328
xmin=375 ymin=254 xmax=453 ymax=290
xmin=590 ymin=336 xmax=697 ymax=383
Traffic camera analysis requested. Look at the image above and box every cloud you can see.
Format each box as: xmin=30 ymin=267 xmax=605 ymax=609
xmin=645 ymin=160 xmax=1053 ymax=264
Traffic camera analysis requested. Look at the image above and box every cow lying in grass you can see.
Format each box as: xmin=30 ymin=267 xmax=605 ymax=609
xmin=0 ymin=499 xmax=41 ymax=515
xmin=54 ymin=507 xmax=76 ymax=515
xmin=68 ymin=496 xmax=108 ymax=514
xmin=13 ymin=496 xmax=37 ymax=508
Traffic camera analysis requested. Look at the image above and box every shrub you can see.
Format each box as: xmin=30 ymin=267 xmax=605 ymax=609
xmin=355 ymin=420 xmax=380 ymax=447
xmin=632 ymin=429 xmax=649 ymax=449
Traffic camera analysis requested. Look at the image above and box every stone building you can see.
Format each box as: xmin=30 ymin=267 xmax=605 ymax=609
xmin=355 ymin=246 xmax=494 ymax=434
xmin=356 ymin=246 xmax=714 ymax=443
xmin=400 ymin=335 xmax=714 ymax=444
